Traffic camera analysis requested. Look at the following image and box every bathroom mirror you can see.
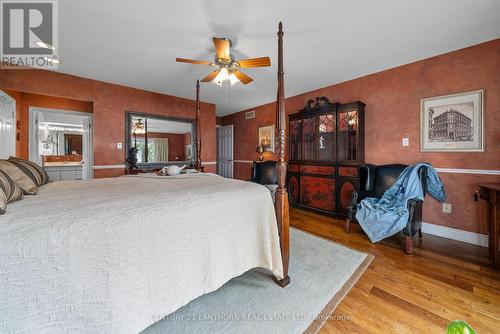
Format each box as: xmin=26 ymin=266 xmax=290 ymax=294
xmin=125 ymin=111 xmax=196 ymax=169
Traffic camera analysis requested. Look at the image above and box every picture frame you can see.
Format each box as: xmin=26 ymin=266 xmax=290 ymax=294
xmin=420 ymin=90 xmax=484 ymax=152
xmin=258 ymin=125 xmax=275 ymax=153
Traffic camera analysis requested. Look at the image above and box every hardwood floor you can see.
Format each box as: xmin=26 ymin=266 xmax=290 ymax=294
xmin=289 ymin=208 xmax=500 ymax=334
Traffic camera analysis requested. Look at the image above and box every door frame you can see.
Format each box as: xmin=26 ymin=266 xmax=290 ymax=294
xmin=217 ymin=124 xmax=234 ymax=178
xmin=29 ymin=107 xmax=94 ymax=179
xmin=0 ymin=89 xmax=16 ymax=159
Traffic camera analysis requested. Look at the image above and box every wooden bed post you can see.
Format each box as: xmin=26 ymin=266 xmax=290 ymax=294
xmin=195 ymin=79 xmax=202 ymax=171
xmin=275 ymin=22 xmax=290 ymax=287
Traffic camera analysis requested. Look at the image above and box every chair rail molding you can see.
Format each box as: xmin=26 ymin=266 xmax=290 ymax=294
xmin=92 ymin=164 xmax=126 ymax=170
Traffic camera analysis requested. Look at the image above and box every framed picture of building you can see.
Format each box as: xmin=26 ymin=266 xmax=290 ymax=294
xmin=258 ymin=125 xmax=275 ymax=152
xmin=420 ymin=90 xmax=484 ymax=152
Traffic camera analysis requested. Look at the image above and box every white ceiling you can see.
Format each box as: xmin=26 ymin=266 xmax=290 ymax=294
xmin=57 ymin=0 xmax=500 ymax=116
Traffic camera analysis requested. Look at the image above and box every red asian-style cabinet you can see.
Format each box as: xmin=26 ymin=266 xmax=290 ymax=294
xmin=287 ymin=97 xmax=365 ymax=217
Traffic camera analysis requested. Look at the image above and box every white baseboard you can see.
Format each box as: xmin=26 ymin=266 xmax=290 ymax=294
xmin=421 ymin=222 xmax=488 ymax=247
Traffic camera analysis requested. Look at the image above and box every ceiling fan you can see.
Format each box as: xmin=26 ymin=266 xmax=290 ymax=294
xmin=176 ymin=38 xmax=271 ymax=86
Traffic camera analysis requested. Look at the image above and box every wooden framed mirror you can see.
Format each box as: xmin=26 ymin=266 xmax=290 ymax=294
xmin=125 ymin=111 xmax=197 ymax=170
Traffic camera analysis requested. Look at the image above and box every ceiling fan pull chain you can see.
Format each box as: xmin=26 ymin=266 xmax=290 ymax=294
xmin=224 ymin=82 xmax=229 ymax=102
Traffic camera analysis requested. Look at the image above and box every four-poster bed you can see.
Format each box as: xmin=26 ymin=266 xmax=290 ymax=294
xmin=194 ymin=22 xmax=290 ymax=287
xmin=274 ymin=22 xmax=290 ymax=287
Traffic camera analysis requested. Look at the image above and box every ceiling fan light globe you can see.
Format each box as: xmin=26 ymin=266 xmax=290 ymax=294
xmin=229 ymin=73 xmax=239 ymax=86
xmin=212 ymin=67 xmax=230 ymax=85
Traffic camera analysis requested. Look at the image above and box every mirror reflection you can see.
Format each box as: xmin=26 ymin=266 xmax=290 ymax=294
xmin=126 ymin=113 xmax=195 ymax=168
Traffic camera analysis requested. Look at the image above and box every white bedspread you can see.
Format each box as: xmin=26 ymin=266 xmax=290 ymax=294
xmin=0 ymin=173 xmax=283 ymax=334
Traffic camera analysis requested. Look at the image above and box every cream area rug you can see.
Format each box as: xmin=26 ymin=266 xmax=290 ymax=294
xmin=142 ymin=228 xmax=373 ymax=334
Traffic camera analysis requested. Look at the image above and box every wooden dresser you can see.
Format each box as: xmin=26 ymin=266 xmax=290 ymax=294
xmin=287 ymin=97 xmax=365 ymax=218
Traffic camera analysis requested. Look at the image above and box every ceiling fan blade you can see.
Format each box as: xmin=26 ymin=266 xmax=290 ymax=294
xmin=176 ymin=58 xmax=211 ymax=65
xmin=234 ymin=70 xmax=253 ymax=85
xmin=201 ymin=70 xmax=220 ymax=82
xmin=237 ymin=57 xmax=271 ymax=68
xmin=213 ymin=38 xmax=231 ymax=60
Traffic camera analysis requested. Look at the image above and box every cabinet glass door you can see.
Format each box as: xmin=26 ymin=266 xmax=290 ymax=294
xmin=338 ymin=110 xmax=358 ymax=162
xmin=301 ymin=116 xmax=315 ymax=161
xmin=289 ymin=120 xmax=302 ymax=161
xmin=318 ymin=114 xmax=335 ymax=161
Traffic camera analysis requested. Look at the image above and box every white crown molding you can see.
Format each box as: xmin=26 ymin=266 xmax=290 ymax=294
xmin=435 ymin=168 xmax=500 ymax=175
xmin=234 ymin=160 xmax=253 ymax=163
xmin=202 ymin=161 xmax=217 ymax=165
xmin=421 ymin=222 xmax=488 ymax=247
xmin=92 ymin=165 xmax=125 ymax=170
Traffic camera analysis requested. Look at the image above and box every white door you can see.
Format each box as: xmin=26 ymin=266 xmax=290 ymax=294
xmin=82 ymin=116 xmax=93 ymax=180
xmin=0 ymin=90 xmax=16 ymax=159
xmin=217 ymin=125 xmax=233 ymax=178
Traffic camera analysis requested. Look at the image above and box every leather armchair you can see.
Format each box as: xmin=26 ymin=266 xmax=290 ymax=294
xmin=251 ymin=160 xmax=277 ymax=184
xmin=345 ymin=164 xmax=427 ymax=254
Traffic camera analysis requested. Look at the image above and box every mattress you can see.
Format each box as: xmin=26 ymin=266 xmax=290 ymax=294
xmin=0 ymin=173 xmax=283 ymax=333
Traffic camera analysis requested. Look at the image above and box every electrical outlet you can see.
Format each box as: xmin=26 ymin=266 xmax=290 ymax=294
xmin=402 ymin=137 xmax=409 ymax=147
xmin=442 ymin=203 xmax=452 ymax=214
xmin=117 ymin=142 xmax=123 ymax=149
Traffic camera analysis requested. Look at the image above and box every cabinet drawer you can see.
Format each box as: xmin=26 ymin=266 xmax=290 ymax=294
xmin=338 ymin=166 xmax=358 ymax=177
xmin=300 ymin=176 xmax=335 ymax=212
xmin=288 ymin=164 xmax=300 ymax=173
xmin=301 ymin=165 xmax=335 ymax=175
xmin=60 ymin=169 xmax=76 ymax=180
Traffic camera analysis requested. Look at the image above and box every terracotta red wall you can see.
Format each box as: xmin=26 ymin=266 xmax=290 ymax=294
xmin=222 ymin=38 xmax=500 ymax=234
xmin=0 ymin=69 xmax=217 ymax=177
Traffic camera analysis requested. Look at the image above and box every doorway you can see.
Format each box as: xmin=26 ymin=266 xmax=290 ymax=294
xmin=217 ymin=124 xmax=233 ymax=178
xmin=0 ymin=90 xmax=16 ymax=159
xmin=29 ymin=107 xmax=93 ymax=180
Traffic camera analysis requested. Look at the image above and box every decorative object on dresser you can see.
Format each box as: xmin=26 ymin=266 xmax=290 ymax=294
xmin=256 ymin=145 xmax=264 ymax=161
xmin=477 ymin=183 xmax=500 ymax=269
xmin=287 ymin=97 xmax=365 ymax=217
xmin=345 ymin=164 xmax=427 ymax=254
xmin=420 ymin=90 xmax=484 ymax=152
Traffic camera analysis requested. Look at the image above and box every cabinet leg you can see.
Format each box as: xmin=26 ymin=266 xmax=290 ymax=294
xmin=405 ymin=236 xmax=413 ymax=255
xmin=418 ymin=228 xmax=423 ymax=239
xmin=345 ymin=219 xmax=351 ymax=233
